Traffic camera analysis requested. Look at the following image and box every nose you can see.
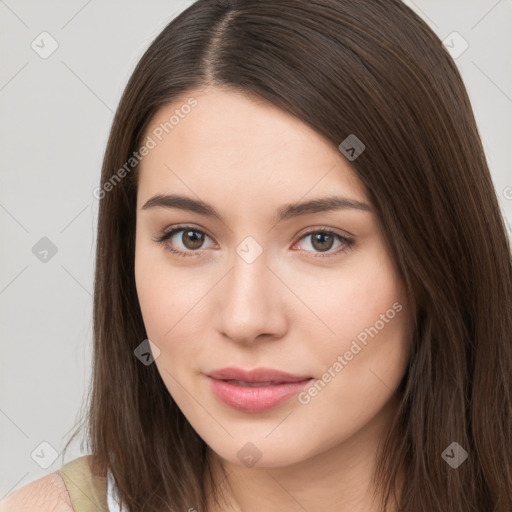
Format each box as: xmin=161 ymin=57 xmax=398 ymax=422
xmin=214 ymin=247 xmax=288 ymax=345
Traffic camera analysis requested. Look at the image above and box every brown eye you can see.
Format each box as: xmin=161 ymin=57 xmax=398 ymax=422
xmin=295 ymin=229 xmax=355 ymax=257
xmin=180 ymin=229 xmax=205 ymax=250
xmin=155 ymin=226 xmax=354 ymax=260
xmin=154 ymin=226 xmax=215 ymax=257
xmin=310 ymin=232 xmax=335 ymax=252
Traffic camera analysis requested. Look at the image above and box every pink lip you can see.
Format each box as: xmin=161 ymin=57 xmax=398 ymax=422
xmin=206 ymin=367 xmax=313 ymax=412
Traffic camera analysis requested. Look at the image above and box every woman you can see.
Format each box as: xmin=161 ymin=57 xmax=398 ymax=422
xmin=3 ymin=0 xmax=511 ymax=511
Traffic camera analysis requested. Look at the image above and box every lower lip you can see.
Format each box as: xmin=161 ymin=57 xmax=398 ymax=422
xmin=207 ymin=376 xmax=313 ymax=412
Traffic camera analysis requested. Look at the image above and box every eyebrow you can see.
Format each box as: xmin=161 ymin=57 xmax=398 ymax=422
xmin=141 ymin=193 xmax=372 ymax=223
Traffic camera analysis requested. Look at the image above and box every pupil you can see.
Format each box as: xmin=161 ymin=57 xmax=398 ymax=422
xmin=312 ymin=233 xmax=333 ymax=252
xmin=183 ymin=230 xmax=204 ymax=249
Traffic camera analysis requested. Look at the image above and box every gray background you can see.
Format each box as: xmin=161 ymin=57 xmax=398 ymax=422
xmin=1 ymin=0 xmax=511 ymax=497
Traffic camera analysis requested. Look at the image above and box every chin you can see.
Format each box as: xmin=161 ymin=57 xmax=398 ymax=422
xmin=203 ymin=433 xmax=317 ymax=470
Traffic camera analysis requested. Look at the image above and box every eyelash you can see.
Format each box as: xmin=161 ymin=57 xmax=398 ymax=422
xmin=153 ymin=225 xmax=355 ymax=259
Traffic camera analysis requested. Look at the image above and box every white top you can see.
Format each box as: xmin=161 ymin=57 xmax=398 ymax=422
xmin=106 ymin=470 xmax=125 ymax=512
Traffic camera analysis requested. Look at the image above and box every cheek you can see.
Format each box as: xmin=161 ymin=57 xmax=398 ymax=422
xmin=311 ymin=247 xmax=401 ymax=331
xmin=135 ymin=240 xmax=178 ymax=340
xmin=135 ymin=266 xmax=187 ymax=341
xmin=292 ymin=247 xmax=410 ymax=434
xmin=301 ymin=243 xmax=410 ymax=372
xmin=134 ymin=241 xmax=211 ymax=350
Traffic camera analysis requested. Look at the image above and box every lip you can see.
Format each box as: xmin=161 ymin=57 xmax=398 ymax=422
xmin=206 ymin=367 xmax=313 ymax=413
xmin=207 ymin=367 xmax=312 ymax=383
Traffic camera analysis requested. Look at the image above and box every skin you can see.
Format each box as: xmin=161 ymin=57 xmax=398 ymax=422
xmin=0 ymin=473 xmax=73 ymax=512
xmin=134 ymin=86 xmax=412 ymax=512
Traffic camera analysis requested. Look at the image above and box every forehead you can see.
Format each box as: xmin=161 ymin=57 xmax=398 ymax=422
xmin=137 ymin=87 xmax=369 ymax=208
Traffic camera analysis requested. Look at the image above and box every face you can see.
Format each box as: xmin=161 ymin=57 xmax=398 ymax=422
xmin=134 ymin=86 xmax=411 ymax=468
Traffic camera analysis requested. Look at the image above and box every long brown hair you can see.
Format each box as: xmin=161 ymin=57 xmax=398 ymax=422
xmin=63 ymin=1 xmax=512 ymax=510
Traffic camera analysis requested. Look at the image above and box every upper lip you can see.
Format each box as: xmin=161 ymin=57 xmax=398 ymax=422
xmin=207 ymin=367 xmax=312 ymax=383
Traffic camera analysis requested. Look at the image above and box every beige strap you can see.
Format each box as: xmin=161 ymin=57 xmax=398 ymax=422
xmin=57 ymin=455 xmax=109 ymax=512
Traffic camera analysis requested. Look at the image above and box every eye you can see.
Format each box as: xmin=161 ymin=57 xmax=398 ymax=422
xmin=154 ymin=225 xmax=355 ymax=259
xmin=153 ymin=225 xmax=215 ymax=258
xmin=293 ymin=228 xmax=355 ymax=257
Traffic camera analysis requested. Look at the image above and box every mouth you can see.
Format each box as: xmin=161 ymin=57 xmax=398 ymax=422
xmin=207 ymin=366 xmax=312 ymax=383
xmin=220 ymin=380 xmax=295 ymax=387
xmin=206 ymin=367 xmax=313 ymax=412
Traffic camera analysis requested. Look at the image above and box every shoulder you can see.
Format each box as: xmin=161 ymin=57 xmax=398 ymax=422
xmin=0 ymin=471 xmax=73 ymax=512
xmin=1 ymin=455 xmax=109 ymax=512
